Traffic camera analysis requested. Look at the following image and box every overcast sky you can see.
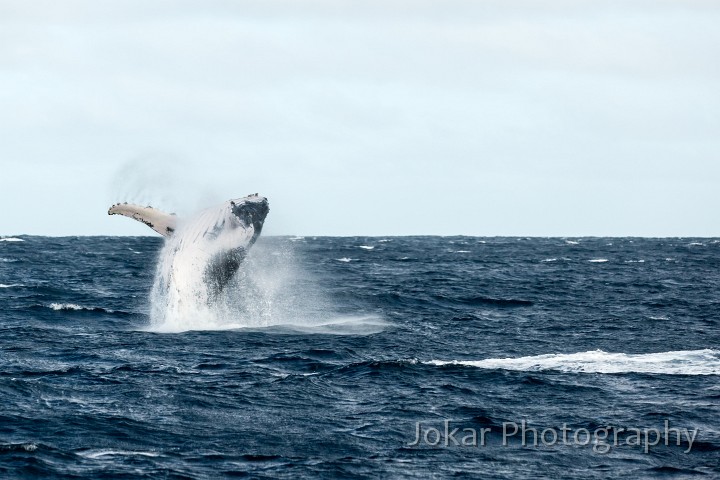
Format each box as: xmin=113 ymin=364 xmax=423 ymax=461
xmin=1 ymin=0 xmax=718 ymax=236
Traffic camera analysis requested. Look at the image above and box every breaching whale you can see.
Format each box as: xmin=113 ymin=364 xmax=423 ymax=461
xmin=109 ymin=194 xmax=270 ymax=305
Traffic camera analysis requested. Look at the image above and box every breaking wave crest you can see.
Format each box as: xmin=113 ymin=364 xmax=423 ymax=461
xmin=428 ymin=349 xmax=720 ymax=375
xmin=47 ymin=303 xmax=116 ymax=313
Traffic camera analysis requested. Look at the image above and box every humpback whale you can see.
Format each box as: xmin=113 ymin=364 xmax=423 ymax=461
xmin=109 ymin=195 xmax=270 ymax=306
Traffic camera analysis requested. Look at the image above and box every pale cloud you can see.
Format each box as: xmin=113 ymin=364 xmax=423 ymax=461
xmin=0 ymin=1 xmax=718 ymax=235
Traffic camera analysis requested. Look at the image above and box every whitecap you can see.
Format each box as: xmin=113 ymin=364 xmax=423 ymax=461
xmin=454 ymin=250 xmax=471 ymax=254
xmin=1 ymin=443 xmax=38 ymax=452
xmin=541 ymin=258 xmax=558 ymax=263
xmin=0 ymin=237 xmax=24 ymax=242
xmin=624 ymin=260 xmax=645 ymax=263
xmin=336 ymin=258 xmax=354 ymax=263
xmin=0 ymin=284 xmax=23 ymax=288
xmin=565 ymin=240 xmax=579 ymax=245
xmin=78 ymin=450 xmax=161 ymax=459
xmin=378 ymin=239 xmax=392 ymax=243
xmin=48 ymin=303 xmax=110 ymax=312
xmin=49 ymin=303 xmax=84 ymax=311
xmin=688 ymin=242 xmax=704 ymax=246
xmin=358 ymin=245 xmax=374 ymax=250
xmin=588 ymin=258 xmax=608 ymax=263
xmin=427 ymin=349 xmax=720 ymax=375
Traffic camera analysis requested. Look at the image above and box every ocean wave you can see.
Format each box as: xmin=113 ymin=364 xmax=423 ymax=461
xmin=358 ymin=245 xmax=374 ymax=250
xmin=588 ymin=258 xmax=609 ymax=263
xmin=427 ymin=349 xmax=720 ymax=375
xmin=48 ymin=303 xmax=115 ymax=313
xmin=336 ymin=258 xmax=354 ymax=263
xmin=457 ymin=296 xmax=532 ymax=307
xmin=0 ymin=237 xmax=24 ymax=242
xmin=0 ymin=442 xmax=38 ymax=452
xmin=0 ymin=283 xmax=24 ymax=288
xmin=77 ymin=449 xmax=161 ymax=459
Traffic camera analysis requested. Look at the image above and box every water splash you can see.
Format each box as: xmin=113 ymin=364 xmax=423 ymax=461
xmin=147 ymin=239 xmax=386 ymax=334
xmin=108 ymin=156 xmax=222 ymax=218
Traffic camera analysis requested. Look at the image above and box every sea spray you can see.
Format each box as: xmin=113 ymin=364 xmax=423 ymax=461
xmin=148 ymin=238 xmax=387 ymax=334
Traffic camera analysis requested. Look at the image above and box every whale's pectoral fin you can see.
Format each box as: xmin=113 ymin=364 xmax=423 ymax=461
xmin=108 ymin=203 xmax=178 ymax=237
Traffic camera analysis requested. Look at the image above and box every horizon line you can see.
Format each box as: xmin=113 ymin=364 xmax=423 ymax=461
xmin=3 ymin=234 xmax=720 ymax=240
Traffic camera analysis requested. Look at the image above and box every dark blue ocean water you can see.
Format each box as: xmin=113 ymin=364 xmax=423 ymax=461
xmin=1 ymin=236 xmax=719 ymax=478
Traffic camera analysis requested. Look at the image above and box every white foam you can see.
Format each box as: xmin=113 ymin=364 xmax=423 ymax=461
xmin=541 ymin=258 xmax=558 ymax=263
xmin=454 ymin=250 xmax=471 ymax=253
xmin=1 ymin=443 xmax=38 ymax=452
xmin=50 ymin=303 xmax=84 ymax=311
xmin=48 ymin=303 xmax=105 ymax=312
xmin=336 ymin=258 xmax=354 ymax=262
xmin=624 ymin=260 xmax=645 ymax=263
xmin=358 ymin=245 xmax=374 ymax=250
xmin=0 ymin=284 xmax=23 ymax=288
xmin=588 ymin=258 xmax=608 ymax=263
xmin=78 ymin=450 xmax=161 ymax=459
xmin=688 ymin=242 xmax=704 ymax=246
xmin=0 ymin=237 xmax=24 ymax=242
xmin=427 ymin=349 xmax=720 ymax=375
xmin=565 ymin=240 xmax=579 ymax=245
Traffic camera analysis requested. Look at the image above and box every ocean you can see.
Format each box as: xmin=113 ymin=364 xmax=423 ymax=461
xmin=1 ymin=235 xmax=719 ymax=478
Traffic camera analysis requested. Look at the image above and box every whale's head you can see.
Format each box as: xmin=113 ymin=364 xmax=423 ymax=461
xmin=229 ymin=194 xmax=270 ymax=237
xmin=196 ymin=194 xmax=270 ymax=296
